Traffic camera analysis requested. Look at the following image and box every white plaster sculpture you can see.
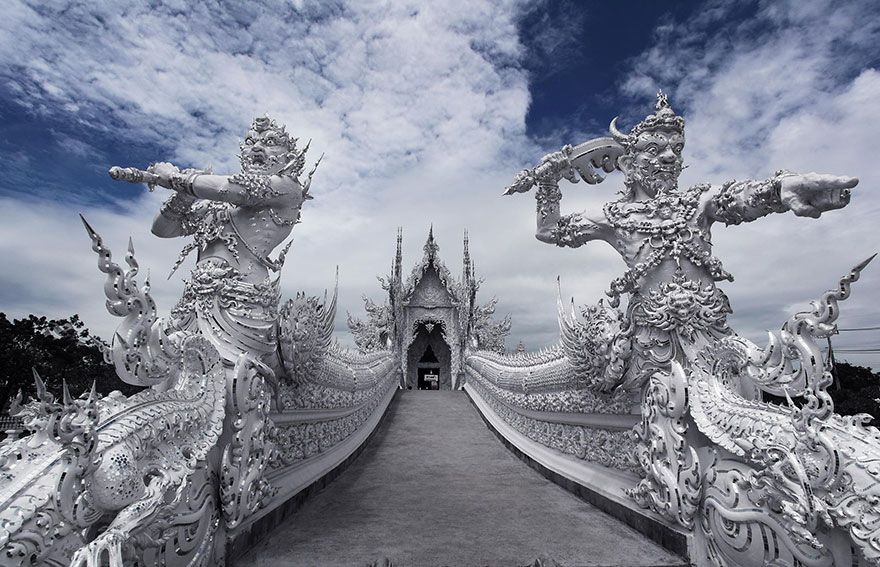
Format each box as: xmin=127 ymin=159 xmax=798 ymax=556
xmin=0 ymin=116 xmax=396 ymax=567
xmin=489 ymin=91 xmax=879 ymax=566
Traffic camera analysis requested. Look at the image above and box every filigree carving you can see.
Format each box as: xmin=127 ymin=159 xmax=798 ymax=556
xmin=348 ymin=297 xmax=393 ymax=354
xmin=688 ymin=259 xmax=880 ymax=565
xmin=0 ymin=115 xmax=406 ymax=567
xmin=82 ymin=216 xmax=183 ymax=388
xmin=269 ymin=372 xmax=396 ymax=470
xmin=639 ymin=271 xmax=730 ymax=341
xmin=464 ymin=359 xmax=632 ymax=414
xmin=501 ymin=92 xmax=862 ymax=564
xmin=278 ymin=276 xmax=338 ymax=388
xmin=220 ymin=356 xmax=276 ymax=530
xmin=626 ymin=362 xmax=701 ymax=529
xmin=172 ymin=258 xmax=281 ymax=321
xmin=470 ymin=298 xmax=511 ymax=354
xmin=557 ymin=288 xmax=631 ymax=393
xmin=468 ymin=376 xmax=638 ymax=474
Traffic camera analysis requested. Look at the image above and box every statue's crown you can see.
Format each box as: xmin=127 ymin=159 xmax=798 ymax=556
xmin=249 ymin=114 xmax=291 ymax=145
xmin=610 ymin=90 xmax=684 ymax=147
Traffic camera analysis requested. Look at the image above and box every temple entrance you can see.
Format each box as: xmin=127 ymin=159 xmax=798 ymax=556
xmin=407 ymin=322 xmax=452 ymax=390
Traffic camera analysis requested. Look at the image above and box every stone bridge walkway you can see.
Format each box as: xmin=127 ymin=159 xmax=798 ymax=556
xmin=236 ymin=391 xmax=685 ymax=567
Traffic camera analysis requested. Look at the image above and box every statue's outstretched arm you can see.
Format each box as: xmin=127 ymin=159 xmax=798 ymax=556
xmin=146 ymin=162 xmax=302 ymax=207
xmin=142 ymin=162 xmax=305 ymax=239
xmin=503 ymin=141 xmax=619 ymax=248
xmin=705 ymin=170 xmax=856 ymax=225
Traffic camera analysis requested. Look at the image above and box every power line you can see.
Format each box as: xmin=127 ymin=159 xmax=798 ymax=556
xmin=838 ymin=326 xmax=880 ymax=332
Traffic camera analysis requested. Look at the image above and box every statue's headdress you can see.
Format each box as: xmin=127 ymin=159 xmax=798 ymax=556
xmin=247 ymin=114 xmax=292 ymax=147
xmin=609 ymin=90 xmax=684 ymax=149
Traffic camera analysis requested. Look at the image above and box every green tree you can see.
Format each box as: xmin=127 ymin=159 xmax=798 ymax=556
xmin=0 ymin=313 xmax=142 ymax=412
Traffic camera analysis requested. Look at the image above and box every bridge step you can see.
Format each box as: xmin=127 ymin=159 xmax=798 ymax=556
xmin=235 ymin=391 xmax=686 ymax=567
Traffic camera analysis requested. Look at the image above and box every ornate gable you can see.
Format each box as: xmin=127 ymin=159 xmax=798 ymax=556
xmin=402 ymin=227 xmax=460 ymax=307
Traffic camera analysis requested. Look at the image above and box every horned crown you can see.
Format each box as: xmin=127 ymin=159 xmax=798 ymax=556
xmin=610 ymin=90 xmax=685 ymax=148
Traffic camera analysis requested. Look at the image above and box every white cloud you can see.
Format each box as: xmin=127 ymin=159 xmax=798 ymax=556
xmin=0 ymin=0 xmax=537 ymax=349
xmin=0 ymin=0 xmax=878 ymax=370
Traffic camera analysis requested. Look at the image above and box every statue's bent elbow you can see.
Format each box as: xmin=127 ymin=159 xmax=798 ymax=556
xmin=535 ymin=228 xmax=554 ymax=244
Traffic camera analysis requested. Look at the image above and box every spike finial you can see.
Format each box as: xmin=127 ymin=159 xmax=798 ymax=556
xmin=32 ymin=368 xmax=49 ymax=400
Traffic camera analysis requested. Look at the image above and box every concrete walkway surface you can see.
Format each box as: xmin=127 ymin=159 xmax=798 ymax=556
xmin=235 ymin=391 xmax=686 ymax=567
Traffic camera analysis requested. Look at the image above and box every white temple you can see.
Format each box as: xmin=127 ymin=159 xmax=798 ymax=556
xmin=349 ymin=227 xmax=510 ymax=390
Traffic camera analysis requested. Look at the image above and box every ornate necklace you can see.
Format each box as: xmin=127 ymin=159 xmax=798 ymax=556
xmin=267 ymin=207 xmax=298 ymax=226
xmin=603 ymin=185 xmax=731 ymax=304
xmin=603 ymin=191 xmax=699 ymax=235
xmin=171 ymin=202 xmax=238 ymax=277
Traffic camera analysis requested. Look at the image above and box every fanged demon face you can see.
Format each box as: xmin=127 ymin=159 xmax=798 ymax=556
xmin=627 ymin=128 xmax=684 ymax=197
xmin=239 ymin=116 xmax=294 ymax=176
xmin=610 ymin=90 xmax=686 ymax=199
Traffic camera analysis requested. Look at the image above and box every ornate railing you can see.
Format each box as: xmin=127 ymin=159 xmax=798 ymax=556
xmin=465 ymin=350 xmax=639 ymax=474
xmin=0 ymin=223 xmax=398 ymax=567
xmin=464 ymin=259 xmax=880 ymax=566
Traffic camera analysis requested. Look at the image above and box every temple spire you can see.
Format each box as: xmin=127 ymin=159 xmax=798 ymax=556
xmin=462 ymin=229 xmax=471 ymax=287
xmin=394 ymin=226 xmax=403 ymax=285
xmin=423 ymin=224 xmax=438 ymax=261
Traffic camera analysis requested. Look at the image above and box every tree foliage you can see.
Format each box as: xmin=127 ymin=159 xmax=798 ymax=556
xmin=763 ymin=360 xmax=880 ymax=422
xmin=0 ymin=313 xmax=141 ymax=411
xmin=830 ymin=361 xmax=880 ymax=421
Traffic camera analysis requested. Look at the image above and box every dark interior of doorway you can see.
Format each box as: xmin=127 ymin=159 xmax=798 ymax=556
xmin=417 ymin=367 xmax=439 ymax=390
xmin=417 ymin=345 xmax=440 ymax=390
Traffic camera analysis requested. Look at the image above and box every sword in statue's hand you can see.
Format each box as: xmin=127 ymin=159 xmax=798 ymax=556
xmin=503 ymin=137 xmax=624 ymax=195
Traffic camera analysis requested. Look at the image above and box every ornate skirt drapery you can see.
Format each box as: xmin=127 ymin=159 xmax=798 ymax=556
xmin=172 ymin=258 xmax=281 ymax=364
xmin=621 ymin=274 xmax=733 ymax=391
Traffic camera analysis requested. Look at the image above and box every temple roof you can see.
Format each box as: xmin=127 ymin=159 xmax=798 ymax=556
xmin=401 ymin=226 xmax=460 ymax=306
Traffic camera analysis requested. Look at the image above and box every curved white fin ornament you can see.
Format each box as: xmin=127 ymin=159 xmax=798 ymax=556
xmin=81 ymin=216 xmax=182 ymax=388
xmin=220 ymin=355 xmax=276 ymax=530
xmin=691 ymin=257 xmax=880 ymax=566
xmin=556 ymin=278 xmax=631 ymax=393
xmin=278 ymin=268 xmax=339 ymax=386
xmin=745 ymin=253 xmax=875 ymax=398
xmin=626 ymin=362 xmax=702 ymax=529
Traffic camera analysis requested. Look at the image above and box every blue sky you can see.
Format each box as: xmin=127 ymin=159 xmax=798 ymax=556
xmin=1 ymin=0 xmax=879 ymax=366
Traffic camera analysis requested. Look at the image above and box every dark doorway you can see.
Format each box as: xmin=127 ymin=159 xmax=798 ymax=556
xmin=407 ymin=323 xmax=451 ymax=390
xmin=417 ymin=346 xmax=440 ymax=390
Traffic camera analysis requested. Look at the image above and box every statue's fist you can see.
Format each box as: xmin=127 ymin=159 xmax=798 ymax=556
xmin=146 ymin=162 xmax=180 ymax=188
xmin=780 ymin=172 xmax=857 ymax=218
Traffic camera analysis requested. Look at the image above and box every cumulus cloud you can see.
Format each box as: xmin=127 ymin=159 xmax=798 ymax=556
xmin=0 ymin=0 xmax=878 ymax=368
xmin=0 ymin=0 xmax=537 ymax=348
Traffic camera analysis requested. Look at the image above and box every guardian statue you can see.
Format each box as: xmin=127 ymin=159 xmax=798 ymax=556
xmin=501 ymin=92 xmax=880 ymax=566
